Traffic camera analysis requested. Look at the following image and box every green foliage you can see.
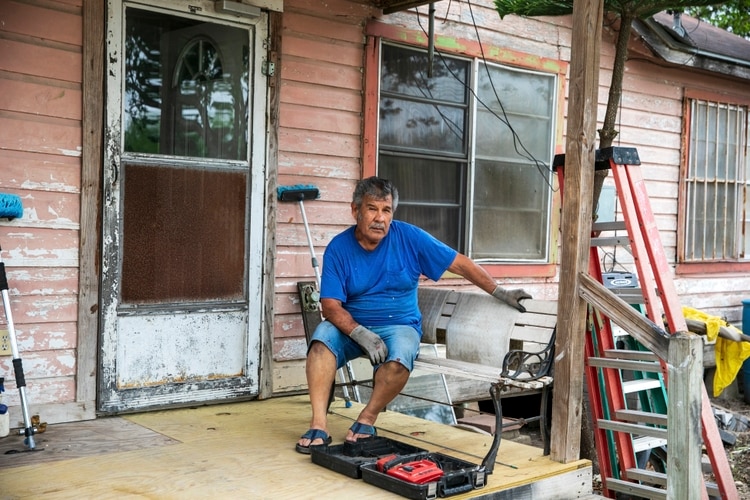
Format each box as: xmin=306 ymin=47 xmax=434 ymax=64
xmin=495 ymin=0 xmax=734 ymax=20
xmin=686 ymin=1 xmax=750 ymax=38
xmin=494 ymin=0 xmax=573 ymax=18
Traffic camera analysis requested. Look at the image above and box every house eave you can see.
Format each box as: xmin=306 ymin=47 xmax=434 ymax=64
xmin=633 ymin=18 xmax=750 ymax=82
xmin=368 ymin=0 xmax=436 ymax=14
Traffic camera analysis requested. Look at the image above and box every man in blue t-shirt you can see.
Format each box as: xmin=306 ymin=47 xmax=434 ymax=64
xmin=296 ymin=176 xmax=531 ymax=453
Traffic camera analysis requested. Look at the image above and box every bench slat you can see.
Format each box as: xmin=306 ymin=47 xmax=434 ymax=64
xmin=413 ymin=357 xmax=553 ymax=391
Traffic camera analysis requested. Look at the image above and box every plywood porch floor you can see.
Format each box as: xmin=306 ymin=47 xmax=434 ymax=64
xmin=0 ymin=395 xmax=594 ymax=499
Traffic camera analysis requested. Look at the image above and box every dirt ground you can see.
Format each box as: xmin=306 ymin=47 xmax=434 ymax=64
xmin=715 ymin=397 xmax=750 ymax=498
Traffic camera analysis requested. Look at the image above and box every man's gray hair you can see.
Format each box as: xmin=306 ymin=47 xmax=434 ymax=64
xmin=353 ymin=176 xmax=399 ymax=212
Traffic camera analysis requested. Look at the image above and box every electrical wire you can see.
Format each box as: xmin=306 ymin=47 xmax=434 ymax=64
xmin=412 ymin=2 xmax=556 ymax=191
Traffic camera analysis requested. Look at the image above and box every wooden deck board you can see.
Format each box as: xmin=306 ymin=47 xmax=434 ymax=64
xmin=0 ymin=395 xmax=593 ymax=498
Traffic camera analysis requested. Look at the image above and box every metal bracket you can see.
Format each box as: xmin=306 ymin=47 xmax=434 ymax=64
xmin=262 ymin=60 xmax=275 ymax=77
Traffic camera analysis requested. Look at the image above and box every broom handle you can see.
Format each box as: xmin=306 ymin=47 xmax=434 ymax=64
xmin=0 ymin=254 xmax=36 ymax=449
xmin=297 ymin=200 xmax=322 ymax=288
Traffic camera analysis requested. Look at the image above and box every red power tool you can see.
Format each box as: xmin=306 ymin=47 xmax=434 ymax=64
xmin=385 ymin=458 xmax=444 ymax=484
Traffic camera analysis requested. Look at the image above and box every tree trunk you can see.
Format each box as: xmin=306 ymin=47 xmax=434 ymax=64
xmin=591 ymin=11 xmax=635 ymax=218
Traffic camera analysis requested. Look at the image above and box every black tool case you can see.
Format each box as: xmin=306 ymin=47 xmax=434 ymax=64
xmin=310 ymin=385 xmax=503 ymax=499
xmin=311 ymin=436 xmax=428 ymax=479
xmin=360 ymin=450 xmax=485 ymax=500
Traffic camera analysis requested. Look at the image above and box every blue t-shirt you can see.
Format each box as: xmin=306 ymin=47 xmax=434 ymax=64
xmin=320 ymin=220 xmax=458 ymax=331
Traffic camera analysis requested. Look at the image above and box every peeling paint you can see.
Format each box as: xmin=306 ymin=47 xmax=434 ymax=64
xmin=59 ymin=148 xmax=82 ymax=157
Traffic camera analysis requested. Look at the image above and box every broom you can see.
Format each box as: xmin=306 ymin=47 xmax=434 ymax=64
xmin=277 ymin=185 xmax=360 ymax=405
xmin=277 ymin=185 xmax=322 ymax=286
xmin=0 ymin=192 xmax=37 ymax=450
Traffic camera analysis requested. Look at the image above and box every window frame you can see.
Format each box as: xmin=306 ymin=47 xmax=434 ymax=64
xmin=677 ymin=88 xmax=750 ymax=275
xmin=363 ymin=20 xmax=567 ymax=278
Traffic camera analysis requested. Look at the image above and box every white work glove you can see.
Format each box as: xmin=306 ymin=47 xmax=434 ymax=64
xmin=350 ymin=325 xmax=388 ymax=365
xmin=492 ymin=285 xmax=532 ymax=313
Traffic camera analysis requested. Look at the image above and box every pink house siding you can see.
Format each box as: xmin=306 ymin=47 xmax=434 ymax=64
xmin=272 ymin=0 xmax=377 ymax=378
xmin=0 ymin=0 xmax=83 ymax=414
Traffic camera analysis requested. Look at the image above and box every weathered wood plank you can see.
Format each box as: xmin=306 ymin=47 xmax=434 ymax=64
xmin=0 ymin=416 xmax=178 ymax=467
xmin=551 ymin=0 xmax=603 ymax=464
xmin=0 ymin=113 xmax=81 ymax=157
xmin=0 ymin=349 xmax=77 ymax=381
xmin=279 ymin=102 xmax=362 ymax=135
xmin=578 ymin=273 xmax=670 ymax=359
xmin=0 ymin=1 xmax=82 ymax=45
xmin=282 ymin=35 xmax=363 ymax=67
xmin=3 ymin=267 xmax=79 ymax=295
xmin=279 ymin=127 xmax=360 ymax=158
xmin=0 ymin=227 xmax=79 ymax=266
xmin=280 ymin=58 xmax=363 ymax=90
xmin=667 ymin=333 xmax=703 ymax=500
xmin=286 ymin=0 xmax=374 ymax=18
xmin=0 ymin=74 xmax=81 ymax=120
xmin=1 ymin=295 xmax=79 ymax=324
xmin=0 ymin=189 xmax=81 ymax=227
xmin=0 ymin=149 xmax=80 ymax=192
xmin=273 ymin=337 xmax=308 ymax=361
xmin=0 ymin=39 xmax=81 ymax=83
xmin=283 ymin=11 xmax=365 ymax=44
xmin=281 ymin=81 xmax=361 ymax=112
xmin=278 ymin=150 xmax=360 ymax=176
xmin=0 ymin=377 xmax=75 ymax=409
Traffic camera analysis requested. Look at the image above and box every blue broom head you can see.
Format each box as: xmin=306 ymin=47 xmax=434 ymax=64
xmin=277 ymin=184 xmax=320 ymax=202
xmin=0 ymin=193 xmax=23 ymax=220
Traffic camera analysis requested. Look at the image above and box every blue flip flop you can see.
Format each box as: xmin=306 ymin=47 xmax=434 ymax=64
xmin=296 ymin=428 xmax=332 ymax=454
xmin=346 ymin=421 xmax=377 ymax=443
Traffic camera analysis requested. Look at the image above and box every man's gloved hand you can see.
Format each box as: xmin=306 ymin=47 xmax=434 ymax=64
xmin=350 ymin=325 xmax=388 ymax=365
xmin=492 ymin=285 xmax=532 ymax=313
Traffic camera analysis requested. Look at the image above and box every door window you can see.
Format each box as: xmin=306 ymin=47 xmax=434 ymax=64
xmin=120 ymin=8 xmax=250 ymax=307
xmin=124 ymin=9 xmax=249 ymax=160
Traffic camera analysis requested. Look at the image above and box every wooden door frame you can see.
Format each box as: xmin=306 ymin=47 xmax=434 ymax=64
xmin=77 ymin=0 xmax=281 ymax=420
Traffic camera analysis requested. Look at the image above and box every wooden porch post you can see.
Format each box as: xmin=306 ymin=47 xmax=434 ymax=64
xmin=550 ymin=0 xmax=603 ymax=463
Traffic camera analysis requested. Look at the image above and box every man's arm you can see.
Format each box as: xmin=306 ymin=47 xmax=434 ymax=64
xmin=446 ymin=253 xmax=497 ymax=293
xmin=320 ymin=298 xmax=359 ymax=334
xmin=446 ymin=253 xmax=531 ymax=312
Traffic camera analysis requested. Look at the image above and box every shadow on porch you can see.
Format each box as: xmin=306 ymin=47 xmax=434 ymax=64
xmin=0 ymin=395 xmax=596 ymax=499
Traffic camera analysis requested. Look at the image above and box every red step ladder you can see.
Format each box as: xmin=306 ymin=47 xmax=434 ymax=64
xmin=555 ymin=147 xmax=738 ymax=499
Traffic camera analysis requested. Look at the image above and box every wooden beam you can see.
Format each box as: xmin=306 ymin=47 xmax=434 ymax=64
xmin=667 ymin=332 xmax=703 ymax=499
xmin=76 ymin=0 xmax=104 ymax=420
xmin=578 ymin=273 xmax=670 ymax=359
xmin=550 ymin=0 xmax=603 ymax=463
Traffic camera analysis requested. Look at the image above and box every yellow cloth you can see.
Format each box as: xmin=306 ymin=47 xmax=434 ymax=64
xmin=682 ymin=306 xmax=750 ymax=397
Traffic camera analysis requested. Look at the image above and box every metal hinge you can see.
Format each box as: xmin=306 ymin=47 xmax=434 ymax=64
xmin=262 ymin=60 xmax=275 ymax=77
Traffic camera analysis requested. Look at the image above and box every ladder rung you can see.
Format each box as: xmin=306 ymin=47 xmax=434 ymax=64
xmin=605 ymin=477 xmax=666 ymax=500
xmin=622 ymin=378 xmax=663 ymax=393
xmin=597 ymin=419 xmax=667 ymax=439
xmin=592 ymin=220 xmax=627 ymax=232
xmin=625 ymin=468 xmax=720 ymax=498
xmin=591 ymin=236 xmax=631 ymax=247
xmin=615 ymin=409 xmax=667 ymax=426
xmin=604 ymin=349 xmax=659 ymax=362
xmin=588 ymin=357 xmax=662 ymax=373
xmin=632 ymin=436 xmax=669 ymax=453
xmin=607 ymin=287 xmax=645 ymax=303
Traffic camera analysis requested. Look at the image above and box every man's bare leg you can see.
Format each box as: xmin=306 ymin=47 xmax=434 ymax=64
xmin=346 ymin=361 xmax=409 ymax=442
xmin=297 ymin=341 xmax=337 ymax=448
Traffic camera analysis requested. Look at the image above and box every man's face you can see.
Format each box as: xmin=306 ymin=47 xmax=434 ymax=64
xmin=352 ymin=194 xmax=394 ymax=249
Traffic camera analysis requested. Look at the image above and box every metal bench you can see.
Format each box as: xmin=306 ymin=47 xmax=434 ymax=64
xmin=414 ymin=288 xmax=557 ymax=453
